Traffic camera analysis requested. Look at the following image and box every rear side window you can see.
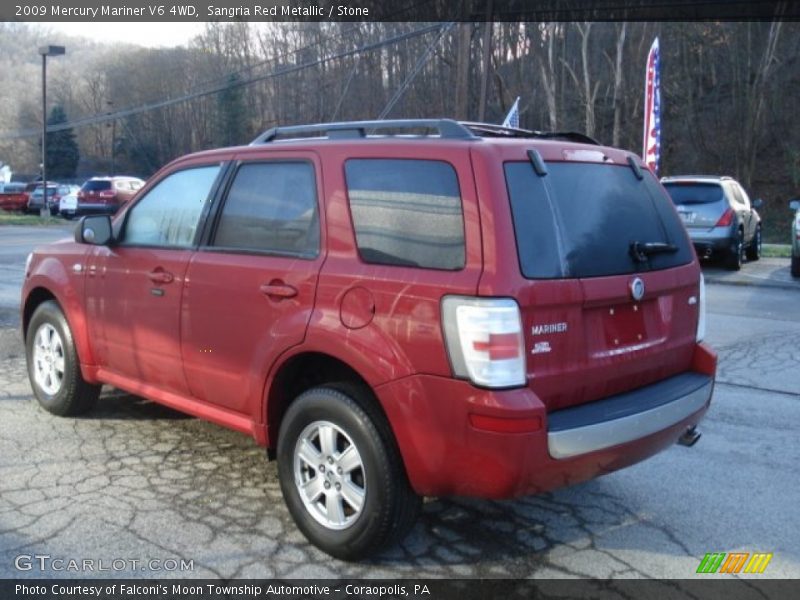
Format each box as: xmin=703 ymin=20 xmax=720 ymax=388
xmin=213 ymin=162 xmax=319 ymax=257
xmin=344 ymin=159 xmax=465 ymax=270
xmin=505 ymin=162 xmax=693 ymax=279
xmin=663 ymin=183 xmax=724 ymax=205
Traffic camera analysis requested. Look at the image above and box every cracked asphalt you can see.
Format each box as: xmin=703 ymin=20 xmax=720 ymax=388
xmin=1 ymin=226 xmax=798 ymax=580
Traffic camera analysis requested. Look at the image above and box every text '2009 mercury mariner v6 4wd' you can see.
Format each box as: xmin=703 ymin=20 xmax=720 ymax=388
xmin=21 ymin=119 xmax=716 ymax=560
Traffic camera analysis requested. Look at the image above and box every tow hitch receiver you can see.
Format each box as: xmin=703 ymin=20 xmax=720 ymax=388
xmin=678 ymin=426 xmax=702 ymax=447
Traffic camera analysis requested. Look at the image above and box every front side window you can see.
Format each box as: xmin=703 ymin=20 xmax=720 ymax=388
xmin=122 ymin=165 xmax=220 ymax=248
xmin=213 ymin=162 xmax=319 ymax=257
xmin=344 ymin=159 xmax=465 ymax=270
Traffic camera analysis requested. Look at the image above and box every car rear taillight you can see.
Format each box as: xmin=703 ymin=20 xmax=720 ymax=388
xmin=696 ymin=273 xmax=706 ymax=343
xmin=442 ymin=297 xmax=526 ymax=388
xmin=715 ymin=208 xmax=734 ymax=227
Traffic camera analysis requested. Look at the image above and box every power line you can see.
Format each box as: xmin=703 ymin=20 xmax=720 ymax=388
xmin=0 ymin=23 xmax=445 ymax=141
xmin=378 ymin=22 xmax=455 ymax=120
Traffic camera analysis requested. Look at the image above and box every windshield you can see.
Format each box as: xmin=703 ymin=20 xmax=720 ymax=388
xmin=505 ymin=161 xmax=693 ymax=279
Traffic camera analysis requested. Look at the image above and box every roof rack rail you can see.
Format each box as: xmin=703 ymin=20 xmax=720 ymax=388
xmin=249 ymin=119 xmax=477 ymax=144
xmin=459 ymin=121 xmax=600 ymax=145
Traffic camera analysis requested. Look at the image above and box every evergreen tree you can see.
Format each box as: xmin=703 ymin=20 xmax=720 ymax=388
xmin=45 ymin=105 xmax=79 ymax=179
xmin=216 ymin=73 xmax=246 ymax=147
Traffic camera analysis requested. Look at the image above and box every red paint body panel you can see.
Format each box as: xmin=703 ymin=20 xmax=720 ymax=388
xmin=0 ymin=191 xmax=28 ymax=211
xmin=85 ymin=245 xmax=192 ymax=396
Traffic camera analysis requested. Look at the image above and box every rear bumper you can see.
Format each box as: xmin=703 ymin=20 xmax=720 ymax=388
xmin=547 ymin=372 xmax=712 ymax=459
xmin=377 ymin=343 xmax=716 ymax=499
xmin=687 ymin=228 xmax=734 ymax=255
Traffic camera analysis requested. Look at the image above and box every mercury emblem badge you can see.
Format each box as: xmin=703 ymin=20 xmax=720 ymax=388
xmin=629 ymin=277 xmax=645 ymax=301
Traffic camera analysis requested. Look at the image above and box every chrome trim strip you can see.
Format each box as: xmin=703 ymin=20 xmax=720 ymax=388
xmin=548 ymin=381 xmax=712 ymax=460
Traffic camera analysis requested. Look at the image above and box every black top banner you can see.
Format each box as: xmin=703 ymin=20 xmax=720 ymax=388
xmin=4 ymin=0 xmax=800 ymax=22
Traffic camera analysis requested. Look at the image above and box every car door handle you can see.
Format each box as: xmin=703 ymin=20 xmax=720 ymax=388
xmin=148 ymin=269 xmax=174 ymax=284
xmin=260 ymin=282 xmax=298 ymax=299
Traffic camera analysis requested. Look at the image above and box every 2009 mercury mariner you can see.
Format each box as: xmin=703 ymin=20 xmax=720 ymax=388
xmin=22 ymin=119 xmax=716 ymax=560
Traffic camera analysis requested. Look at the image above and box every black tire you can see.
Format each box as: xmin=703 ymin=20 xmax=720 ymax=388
xmin=745 ymin=226 xmax=762 ymax=261
xmin=792 ymin=254 xmax=800 ymax=278
xmin=725 ymin=230 xmax=744 ymax=271
xmin=277 ymin=385 xmax=421 ymax=560
xmin=25 ymin=300 xmax=100 ymax=416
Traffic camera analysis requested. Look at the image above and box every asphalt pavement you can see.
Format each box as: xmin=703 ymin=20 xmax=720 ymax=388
xmin=0 ymin=225 xmax=797 ymax=582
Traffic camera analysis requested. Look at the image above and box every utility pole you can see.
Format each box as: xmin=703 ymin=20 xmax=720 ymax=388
xmin=38 ymin=45 xmax=65 ymax=218
xmin=478 ymin=0 xmax=494 ymax=122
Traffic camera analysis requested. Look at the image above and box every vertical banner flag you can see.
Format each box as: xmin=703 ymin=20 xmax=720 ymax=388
xmin=502 ymin=97 xmax=520 ymax=129
xmin=643 ymin=37 xmax=661 ymax=175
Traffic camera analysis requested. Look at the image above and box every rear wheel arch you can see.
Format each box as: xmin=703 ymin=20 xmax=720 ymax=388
xmin=264 ymin=352 xmax=394 ymax=453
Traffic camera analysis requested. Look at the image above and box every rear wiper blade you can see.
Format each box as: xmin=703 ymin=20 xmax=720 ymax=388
xmin=629 ymin=241 xmax=678 ymax=263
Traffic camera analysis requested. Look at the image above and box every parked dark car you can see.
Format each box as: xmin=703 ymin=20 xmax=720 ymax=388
xmin=74 ymin=176 xmax=145 ymax=216
xmin=21 ymin=119 xmax=716 ymax=560
xmin=26 ymin=184 xmax=59 ymax=213
xmin=661 ymin=176 xmax=762 ymax=270
xmin=26 ymin=184 xmax=78 ymax=214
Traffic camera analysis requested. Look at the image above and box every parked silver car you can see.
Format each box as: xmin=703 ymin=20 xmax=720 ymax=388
xmin=27 ymin=183 xmax=79 ymax=215
xmin=661 ymin=175 xmax=762 ymax=270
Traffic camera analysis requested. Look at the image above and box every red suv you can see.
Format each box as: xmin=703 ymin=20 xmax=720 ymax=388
xmin=75 ymin=176 xmax=145 ymax=216
xmin=21 ymin=120 xmax=716 ymax=560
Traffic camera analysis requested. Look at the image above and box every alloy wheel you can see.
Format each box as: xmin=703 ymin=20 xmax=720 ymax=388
xmin=293 ymin=420 xmax=367 ymax=530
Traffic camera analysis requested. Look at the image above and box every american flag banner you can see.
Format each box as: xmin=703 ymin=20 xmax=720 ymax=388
xmin=502 ymin=97 xmax=520 ymax=129
xmin=643 ymin=38 xmax=661 ymax=175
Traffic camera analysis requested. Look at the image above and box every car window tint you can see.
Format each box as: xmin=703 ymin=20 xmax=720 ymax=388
xmin=344 ymin=159 xmax=465 ymax=270
xmin=663 ymin=183 xmax=725 ymax=205
xmin=735 ymin=184 xmax=751 ymax=209
xmin=82 ymin=180 xmax=112 ymax=192
xmin=213 ymin=162 xmax=319 ymax=256
xmin=123 ymin=165 xmax=220 ymax=248
xmin=506 ymin=162 xmax=693 ymax=279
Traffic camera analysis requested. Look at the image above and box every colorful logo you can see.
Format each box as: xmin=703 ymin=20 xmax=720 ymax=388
xmin=696 ymin=552 xmax=773 ymax=574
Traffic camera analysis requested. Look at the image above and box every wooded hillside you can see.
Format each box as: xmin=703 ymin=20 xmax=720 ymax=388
xmin=0 ymin=21 xmax=797 ymax=240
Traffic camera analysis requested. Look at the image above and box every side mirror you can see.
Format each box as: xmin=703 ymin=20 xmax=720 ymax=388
xmin=790 ymin=199 xmax=800 ymax=211
xmin=75 ymin=215 xmax=113 ymax=245
xmin=753 ymin=198 xmax=764 ymax=209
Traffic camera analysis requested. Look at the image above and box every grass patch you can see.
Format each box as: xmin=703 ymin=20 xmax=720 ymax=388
xmin=0 ymin=213 xmax=68 ymax=226
xmin=762 ymin=244 xmax=791 ymax=258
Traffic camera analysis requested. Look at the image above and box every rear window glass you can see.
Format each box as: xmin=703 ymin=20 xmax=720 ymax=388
xmin=663 ymin=183 xmax=724 ymax=205
xmin=505 ymin=162 xmax=693 ymax=279
xmin=81 ymin=180 xmax=112 ymax=192
xmin=344 ymin=159 xmax=465 ymax=270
